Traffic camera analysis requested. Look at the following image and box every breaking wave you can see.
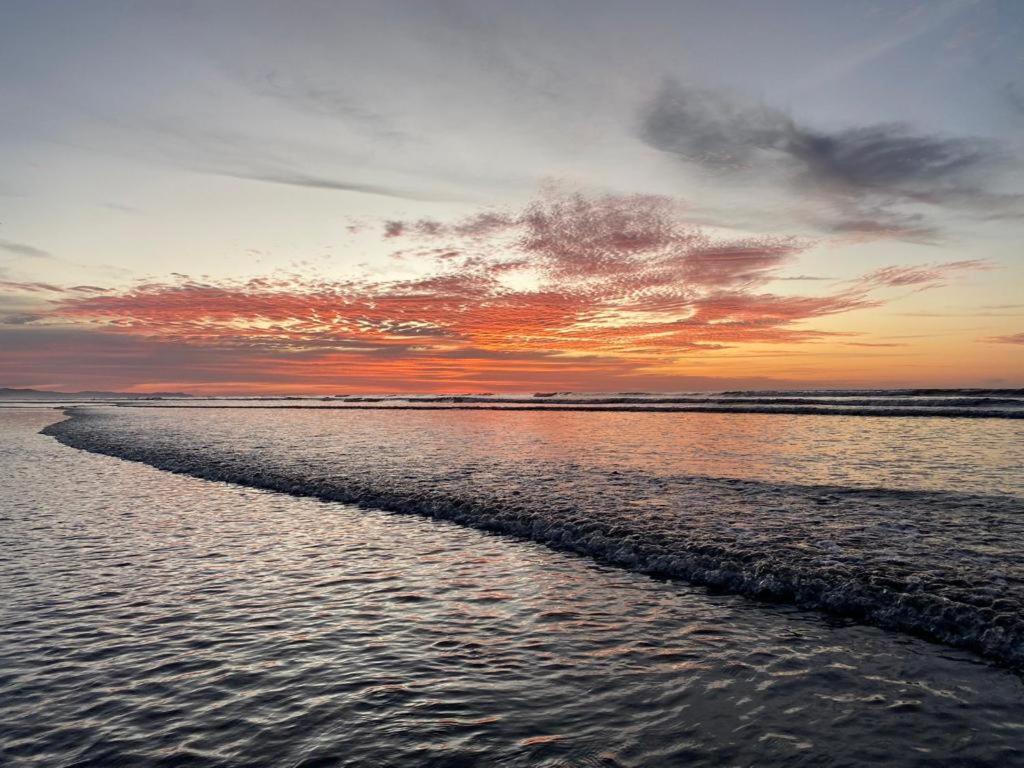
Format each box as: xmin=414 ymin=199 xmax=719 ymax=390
xmin=44 ymin=408 xmax=1024 ymax=668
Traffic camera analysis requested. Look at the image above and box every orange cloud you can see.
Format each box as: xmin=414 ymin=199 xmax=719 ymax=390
xmin=0 ymin=190 xmax=999 ymax=393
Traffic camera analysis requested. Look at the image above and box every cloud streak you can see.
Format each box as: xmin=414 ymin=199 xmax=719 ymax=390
xmin=985 ymin=332 xmax=1024 ymax=345
xmin=857 ymin=259 xmax=994 ymax=291
xmin=0 ymin=239 xmax=52 ymax=259
xmin=216 ymin=169 xmax=445 ymax=202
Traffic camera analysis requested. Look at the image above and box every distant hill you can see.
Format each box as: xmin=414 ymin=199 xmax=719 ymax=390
xmin=0 ymin=387 xmax=193 ymax=400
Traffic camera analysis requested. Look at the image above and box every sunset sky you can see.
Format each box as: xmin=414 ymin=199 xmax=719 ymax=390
xmin=1 ymin=0 xmax=1022 ymax=393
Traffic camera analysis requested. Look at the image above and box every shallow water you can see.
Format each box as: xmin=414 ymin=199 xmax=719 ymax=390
xmin=45 ymin=405 xmax=1024 ymax=666
xmin=3 ymin=409 xmax=1024 ymax=767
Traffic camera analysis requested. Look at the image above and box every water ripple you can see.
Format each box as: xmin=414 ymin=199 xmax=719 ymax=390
xmin=1 ymin=409 xmax=1022 ymax=766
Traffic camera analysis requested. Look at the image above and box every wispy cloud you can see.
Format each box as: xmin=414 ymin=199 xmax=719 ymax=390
xmin=789 ymin=0 xmax=976 ymax=92
xmin=984 ymin=332 xmax=1024 ymax=345
xmin=842 ymin=341 xmax=909 ymax=348
xmin=94 ymin=114 xmax=455 ymax=203
xmin=216 ymin=169 xmax=446 ymax=202
xmin=0 ymin=239 xmax=52 ymax=259
xmin=228 ymin=66 xmax=411 ymax=143
xmin=857 ymin=259 xmax=993 ymax=291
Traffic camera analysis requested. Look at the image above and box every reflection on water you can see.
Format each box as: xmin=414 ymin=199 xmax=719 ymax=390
xmin=124 ymin=405 xmax=1024 ymax=496
xmin=2 ymin=409 xmax=1023 ymax=767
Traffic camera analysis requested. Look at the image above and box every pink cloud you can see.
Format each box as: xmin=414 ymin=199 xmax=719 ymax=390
xmin=858 ymin=259 xmax=993 ymax=291
xmin=984 ymin=332 xmax=1024 ymax=345
xmin=2 ymin=189 xmax=978 ymax=392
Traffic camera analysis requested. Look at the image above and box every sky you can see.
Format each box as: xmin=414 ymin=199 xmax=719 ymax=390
xmin=1 ymin=0 xmax=1022 ymax=394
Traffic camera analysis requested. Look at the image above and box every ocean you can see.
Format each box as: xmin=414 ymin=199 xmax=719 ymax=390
xmin=2 ymin=392 xmax=1023 ymax=766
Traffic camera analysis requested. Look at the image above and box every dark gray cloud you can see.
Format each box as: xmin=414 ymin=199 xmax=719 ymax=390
xmin=642 ymin=80 xmax=1002 ymax=194
xmin=640 ymin=80 xmax=1019 ymax=236
xmin=786 ymin=125 xmax=998 ymax=196
xmin=0 ymin=239 xmax=52 ymax=259
xmin=642 ymin=84 xmax=793 ymax=171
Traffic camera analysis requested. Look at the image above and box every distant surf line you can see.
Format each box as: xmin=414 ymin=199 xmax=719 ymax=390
xmin=112 ymin=403 xmax=1024 ymax=419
